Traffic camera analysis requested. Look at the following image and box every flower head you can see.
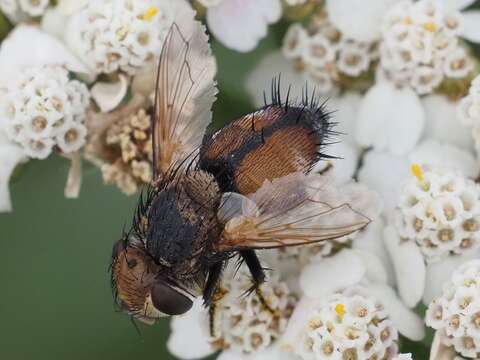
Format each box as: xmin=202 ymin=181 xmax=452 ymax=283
xmin=71 ymin=0 xmax=174 ymax=75
xmin=293 ymin=286 xmax=399 ymax=360
xmin=282 ymin=12 xmax=377 ymax=94
xmin=85 ymin=96 xmax=153 ymax=195
xmin=1 ymin=64 xmax=90 ymax=159
xmin=211 ymin=263 xmax=296 ymax=354
xmin=395 ymin=166 xmax=480 ymax=263
xmin=426 ymin=259 xmax=480 ymax=358
xmin=379 ymin=0 xmax=474 ymax=95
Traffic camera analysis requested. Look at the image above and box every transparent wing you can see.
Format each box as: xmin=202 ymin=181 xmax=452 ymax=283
xmin=153 ymin=8 xmax=217 ymax=178
xmin=216 ymin=173 xmax=372 ymax=251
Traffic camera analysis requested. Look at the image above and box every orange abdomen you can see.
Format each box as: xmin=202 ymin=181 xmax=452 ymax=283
xmin=199 ymin=105 xmax=334 ymax=195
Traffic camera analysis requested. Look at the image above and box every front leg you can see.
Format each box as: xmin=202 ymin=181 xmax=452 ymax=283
xmin=203 ymin=261 xmax=224 ymax=307
xmin=240 ymin=250 xmax=275 ymax=313
xmin=240 ymin=249 xmax=266 ymax=286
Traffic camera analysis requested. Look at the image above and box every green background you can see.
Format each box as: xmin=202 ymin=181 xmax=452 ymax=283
xmin=3 ymin=3 xmax=480 ymax=356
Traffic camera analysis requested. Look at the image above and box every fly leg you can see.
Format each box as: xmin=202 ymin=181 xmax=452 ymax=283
xmin=203 ymin=261 xmax=224 ymax=307
xmin=240 ymin=250 xmax=275 ymax=314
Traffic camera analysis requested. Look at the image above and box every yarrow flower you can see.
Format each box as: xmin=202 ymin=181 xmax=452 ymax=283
xmin=85 ymin=95 xmax=153 ymax=195
xmin=0 ymin=0 xmax=49 ymax=18
xmin=395 ymin=165 xmax=480 ymax=263
xmin=168 ymin=261 xmax=296 ymax=359
xmin=69 ymin=0 xmax=174 ymax=75
xmin=283 ymin=12 xmax=377 ymax=94
xmin=379 ymin=0 xmax=474 ymax=95
xmin=1 ymin=64 xmax=90 ymax=159
xmin=197 ymin=0 xmax=282 ymax=53
xmin=210 ymin=264 xmax=296 ymax=354
xmin=426 ymin=259 xmax=480 ymax=358
xmin=294 ymin=287 xmax=399 ymax=360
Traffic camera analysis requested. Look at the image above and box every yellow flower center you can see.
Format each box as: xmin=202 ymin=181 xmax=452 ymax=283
xmin=143 ymin=7 xmax=159 ymax=21
xmin=423 ymin=22 xmax=437 ymax=32
xmin=411 ymin=163 xmax=424 ymax=181
xmin=335 ymin=303 xmax=345 ymax=318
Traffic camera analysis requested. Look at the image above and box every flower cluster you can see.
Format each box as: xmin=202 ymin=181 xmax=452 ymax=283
xmin=211 ymin=264 xmax=296 ymax=354
xmin=395 ymin=165 xmax=480 ymax=262
xmin=2 ymin=65 xmax=89 ymax=159
xmin=379 ymin=0 xmax=474 ymax=95
xmin=283 ymin=13 xmax=377 ymax=94
xmin=295 ymin=287 xmax=399 ymax=360
xmin=86 ymin=100 xmax=153 ymax=195
xmin=426 ymin=260 xmax=480 ymax=358
xmin=73 ymin=0 xmax=174 ymax=75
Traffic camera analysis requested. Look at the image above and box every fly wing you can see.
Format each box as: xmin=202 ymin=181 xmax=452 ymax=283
xmin=152 ymin=8 xmax=217 ymax=178
xmin=216 ymin=173 xmax=372 ymax=251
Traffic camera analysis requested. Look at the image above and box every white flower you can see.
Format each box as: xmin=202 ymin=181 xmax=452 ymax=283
xmin=411 ymin=140 xmax=478 ymax=179
xmin=0 ymin=25 xmax=91 ymax=211
xmin=286 ymin=248 xmax=425 ymax=345
xmin=205 ymin=0 xmax=282 ymax=53
xmin=282 ymin=15 xmax=377 ymax=95
xmin=356 ymin=81 xmax=426 ymax=155
xmin=293 ymin=287 xmax=399 ymax=360
xmin=423 ymin=95 xmax=474 ymax=151
xmin=1 ymin=65 xmax=90 ymax=159
xmin=326 ymin=0 xmax=401 ymax=42
xmin=0 ymin=0 xmax=49 ymax=20
xmin=379 ymin=0 xmax=476 ymax=95
xmin=426 ymin=260 xmax=480 ymax=359
xmin=168 ymin=262 xmax=296 ymax=360
xmin=358 ymin=150 xmax=411 ymax=211
xmin=66 ymin=0 xmax=174 ymax=75
xmin=395 ymin=166 xmax=480 ymax=263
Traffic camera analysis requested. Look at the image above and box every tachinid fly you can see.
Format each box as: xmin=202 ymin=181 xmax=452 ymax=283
xmin=110 ymin=7 xmax=370 ymax=325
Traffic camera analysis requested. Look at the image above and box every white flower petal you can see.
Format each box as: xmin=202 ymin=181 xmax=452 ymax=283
xmin=353 ymin=217 xmax=396 ymax=286
xmin=0 ymin=25 xmax=91 ymax=84
xmin=436 ymin=0 xmax=476 ymax=11
xmin=358 ymin=150 xmax=410 ymax=211
xmin=384 ymin=226 xmax=426 ymax=308
xmin=460 ymin=10 xmax=480 ymax=43
xmin=368 ymin=283 xmax=426 ymax=341
xmin=326 ymin=0 xmax=400 ymax=42
xmin=352 ymin=248 xmax=388 ymax=284
xmin=56 ymin=0 xmax=89 ymax=15
xmin=299 ymin=249 xmax=365 ymax=298
xmin=314 ymin=141 xmax=359 ymax=184
xmin=423 ymin=252 xmax=480 ymax=305
xmin=91 ymin=74 xmax=129 ymax=113
xmin=207 ymin=0 xmax=281 ymax=52
xmin=422 ymin=95 xmax=474 ymax=151
xmin=167 ymin=299 xmax=214 ymax=359
xmin=410 ymin=139 xmax=478 ymax=178
xmin=281 ymin=297 xmax=317 ymax=351
xmin=41 ymin=7 xmax=69 ymax=39
xmin=356 ymin=82 xmax=425 ymax=155
xmin=245 ymin=51 xmax=307 ymax=108
xmin=328 ymin=92 xmax=362 ymax=147
xmin=430 ymin=330 xmax=457 ymax=360
xmin=0 ymin=131 xmax=27 ymax=212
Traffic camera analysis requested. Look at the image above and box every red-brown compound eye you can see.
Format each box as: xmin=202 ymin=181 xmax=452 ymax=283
xmin=151 ymin=281 xmax=193 ymax=316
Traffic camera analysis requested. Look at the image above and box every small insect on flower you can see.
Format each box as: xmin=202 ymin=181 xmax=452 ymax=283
xmin=110 ymin=7 xmax=371 ymax=325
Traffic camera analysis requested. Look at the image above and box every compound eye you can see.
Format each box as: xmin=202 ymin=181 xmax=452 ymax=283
xmin=151 ymin=282 xmax=193 ymax=316
xmin=111 ymin=240 xmax=125 ymax=260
